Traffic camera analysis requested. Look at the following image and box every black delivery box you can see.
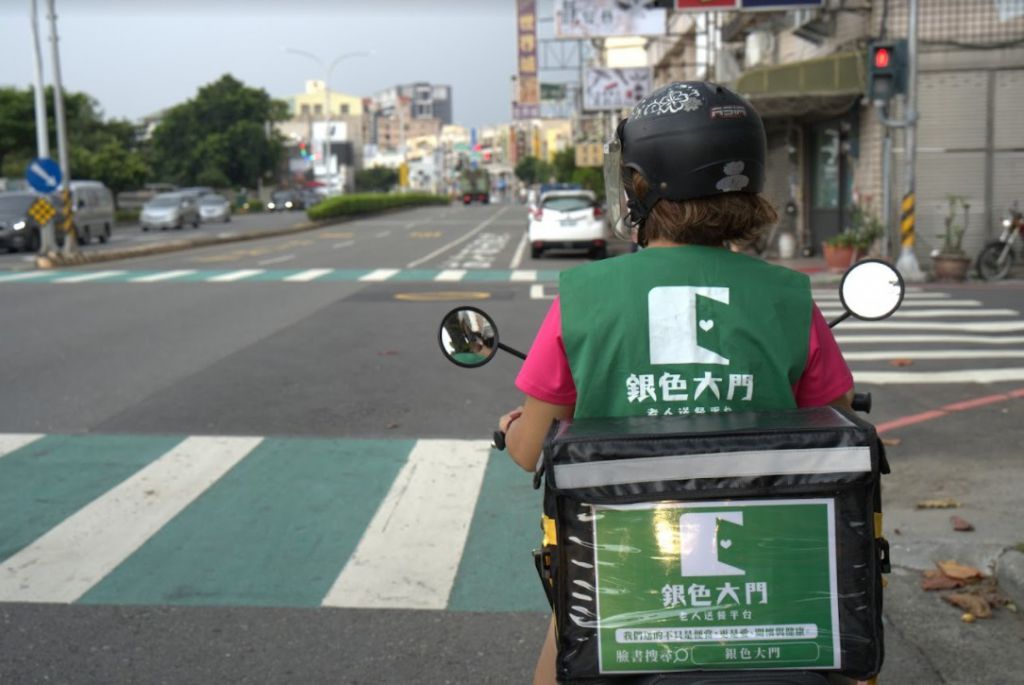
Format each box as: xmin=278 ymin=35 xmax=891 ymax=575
xmin=539 ymin=407 xmax=887 ymax=683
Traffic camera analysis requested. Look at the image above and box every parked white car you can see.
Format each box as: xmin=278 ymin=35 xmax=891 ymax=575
xmin=528 ymin=189 xmax=610 ymax=260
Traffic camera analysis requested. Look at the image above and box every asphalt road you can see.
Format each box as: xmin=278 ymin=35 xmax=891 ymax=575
xmin=1 ymin=202 xmax=1022 ymax=684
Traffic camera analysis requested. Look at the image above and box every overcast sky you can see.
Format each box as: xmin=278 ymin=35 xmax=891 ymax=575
xmin=1 ymin=0 xmax=524 ymax=129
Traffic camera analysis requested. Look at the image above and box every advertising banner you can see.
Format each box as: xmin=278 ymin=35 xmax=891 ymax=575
xmin=515 ymin=0 xmax=541 ymax=119
xmin=555 ymin=0 xmax=667 ymax=39
xmin=591 ymin=498 xmax=840 ymax=674
xmin=583 ymin=67 xmax=652 ymax=112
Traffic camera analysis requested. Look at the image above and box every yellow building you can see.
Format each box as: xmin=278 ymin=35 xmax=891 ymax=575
xmin=289 ymin=80 xmax=363 ymax=119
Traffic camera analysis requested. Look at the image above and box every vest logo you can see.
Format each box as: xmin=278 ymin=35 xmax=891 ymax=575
xmin=679 ymin=511 xmax=745 ymax=577
xmin=648 ymin=286 xmax=730 ymax=365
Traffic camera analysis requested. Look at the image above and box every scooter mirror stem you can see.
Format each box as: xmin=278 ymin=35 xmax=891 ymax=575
xmin=498 ymin=342 xmax=527 ymax=360
xmin=828 ymin=311 xmax=851 ymax=329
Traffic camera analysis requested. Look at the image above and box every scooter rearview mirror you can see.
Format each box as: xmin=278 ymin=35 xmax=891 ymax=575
xmin=439 ymin=306 xmax=500 ymax=368
xmin=831 ymin=259 xmax=905 ymax=327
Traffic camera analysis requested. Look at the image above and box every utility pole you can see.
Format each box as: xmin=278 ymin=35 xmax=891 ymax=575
xmin=46 ymin=0 xmax=77 ymax=257
xmin=29 ymin=0 xmax=57 ymax=254
xmin=871 ymin=0 xmax=924 ymax=280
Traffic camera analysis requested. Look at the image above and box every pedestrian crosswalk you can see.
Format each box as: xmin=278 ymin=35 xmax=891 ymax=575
xmin=0 ymin=268 xmax=563 ymax=284
xmin=811 ymin=289 xmax=1024 ymax=384
xmin=0 ymin=434 xmax=549 ymax=612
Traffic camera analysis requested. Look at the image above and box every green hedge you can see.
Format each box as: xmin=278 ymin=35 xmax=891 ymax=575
xmin=306 ymin=192 xmax=449 ymax=221
xmin=115 ymin=207 xmax=141 ymax=224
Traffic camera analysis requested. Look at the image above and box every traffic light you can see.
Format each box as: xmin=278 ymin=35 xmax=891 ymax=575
xmin=867 ymin=40 xmax=908 ymax=104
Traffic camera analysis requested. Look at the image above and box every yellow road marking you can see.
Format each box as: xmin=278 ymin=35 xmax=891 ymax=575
xmin=394 ymin=291 xmax=491 ymax=302
xmin=320 ymin=231 xmax=354 ymax=239
xmin=410 ymin=231 xmax=442 ymax=239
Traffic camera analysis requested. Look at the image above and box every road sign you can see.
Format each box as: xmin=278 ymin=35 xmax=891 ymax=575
xmin=25 ymin=157 xmax=62 ymax=193
xmin=27 ymin=197 xmax=56 ymax=225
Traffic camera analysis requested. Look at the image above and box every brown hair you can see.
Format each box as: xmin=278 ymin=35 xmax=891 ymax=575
xmin=630 ymin=173 xmax=778 ymax=247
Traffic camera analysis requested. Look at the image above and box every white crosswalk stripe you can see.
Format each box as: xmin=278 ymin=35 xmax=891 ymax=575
xmin=816 ymin=288 xmax=1024 ymax=385
xmin=207 ymin=269 xmax=264 ymax=282
xmin=130 ymin=270 xmax=196 ymax=283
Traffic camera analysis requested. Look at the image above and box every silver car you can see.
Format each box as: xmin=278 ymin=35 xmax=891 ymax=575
xmin=140 ymin=193 xmax=200 ymax=231
xmin=198 ymin=194 xmax=231 ymax=223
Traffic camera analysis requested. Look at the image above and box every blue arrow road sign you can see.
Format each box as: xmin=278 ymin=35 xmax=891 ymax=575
xmin=25 ymin=157 xmax=63 ymax=193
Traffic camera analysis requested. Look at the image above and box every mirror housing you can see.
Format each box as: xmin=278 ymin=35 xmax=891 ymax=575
xmin=839 ymin=259 xmax=905 ymax=322
xmin=438 ymin=306 xmax=499 ymax=368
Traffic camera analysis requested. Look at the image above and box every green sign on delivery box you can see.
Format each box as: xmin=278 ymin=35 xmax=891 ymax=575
xmin=591 ymin=498 xmax=840 ymax=674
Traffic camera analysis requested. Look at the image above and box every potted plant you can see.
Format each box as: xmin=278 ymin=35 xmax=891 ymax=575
xmin=822 ymin=230 xmax=860 ymax=270
xmin=932 ymin=194 xmax=971 ymax=281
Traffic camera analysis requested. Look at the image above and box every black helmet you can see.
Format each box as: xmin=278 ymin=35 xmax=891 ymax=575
xmin=609 ymin=81 xmax=767 ymax=228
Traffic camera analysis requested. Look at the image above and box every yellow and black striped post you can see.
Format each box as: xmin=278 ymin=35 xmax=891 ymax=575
xmin=900 ymin=191 xmax=915 ymax=249
xmin=61 ymin=188 xmax=74 ymax=238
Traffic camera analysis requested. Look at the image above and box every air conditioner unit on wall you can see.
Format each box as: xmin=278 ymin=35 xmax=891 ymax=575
xmin=791 ymin=8 xmax=834 ymax=46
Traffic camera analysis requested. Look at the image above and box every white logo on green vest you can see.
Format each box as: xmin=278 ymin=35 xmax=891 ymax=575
xmin=648 ymin=286 xmax=730 ymax=365
xmin=679 ymin=512 xmax=745 ymax=577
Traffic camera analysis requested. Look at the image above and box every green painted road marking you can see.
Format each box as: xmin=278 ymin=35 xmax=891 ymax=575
xmin=80 ymin=437 xmax=413 ymax=607
xmin=0 ymin=434 xmax=184 ymax=562
xmin=447 ymin=450 xmax=550 ymax=612
xmin=391 ymin=269 xmax=442 ymax=281
xmin=0 ymin=269 xmax=565 ymax=284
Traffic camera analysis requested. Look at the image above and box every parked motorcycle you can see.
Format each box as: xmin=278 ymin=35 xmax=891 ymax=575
xmin=438 ymin=260 xmax=904 ymax=685
xmin=976 ymin=203 xmax=1023 ymax=281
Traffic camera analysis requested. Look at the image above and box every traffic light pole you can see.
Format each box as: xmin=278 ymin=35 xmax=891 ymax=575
xmin=873 ymin=0 xmax=924 ymax=281
xmin=29 ymin=0 xmax=57 ymax=254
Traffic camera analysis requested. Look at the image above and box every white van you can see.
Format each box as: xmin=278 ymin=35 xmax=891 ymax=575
xmin=66 ymin=180 xmax=115 ymax=244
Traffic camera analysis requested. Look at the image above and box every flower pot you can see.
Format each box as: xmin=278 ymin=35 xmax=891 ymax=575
xmin=822 ymin=242 xmax=856 ymax=271
xmin=931 ymin=254 xmax=970 ymax=282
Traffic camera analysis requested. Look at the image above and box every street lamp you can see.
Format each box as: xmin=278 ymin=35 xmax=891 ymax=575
xmin=283 ymin=47 xmax=372 ymax=188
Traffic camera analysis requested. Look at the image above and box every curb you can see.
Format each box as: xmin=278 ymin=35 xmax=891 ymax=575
xmin=996 ymin=547 xmax=1024 ymax=610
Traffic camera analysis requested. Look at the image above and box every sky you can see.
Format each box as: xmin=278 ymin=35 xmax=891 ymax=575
xmin=0 ymin=0 xmax=522 ymax=130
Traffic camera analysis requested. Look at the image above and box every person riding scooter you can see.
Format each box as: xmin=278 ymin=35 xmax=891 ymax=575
xmin=495 ymin=81 xmax=858 ymax=685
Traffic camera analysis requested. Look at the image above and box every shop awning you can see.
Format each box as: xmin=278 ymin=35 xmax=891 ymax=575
xmin=734 ymin=51 xmax=866 ymax=119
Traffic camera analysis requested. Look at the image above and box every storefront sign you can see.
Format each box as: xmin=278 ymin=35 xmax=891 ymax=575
xmin=591 ymin=498 xmax=840 ymax=674
xmin=583 ymin=67 xmax=652 ymax=112
xmin=516 ymin=0 xmax=541 ymax=120
xmin=555 ymin=0 xmax=667 ymax=39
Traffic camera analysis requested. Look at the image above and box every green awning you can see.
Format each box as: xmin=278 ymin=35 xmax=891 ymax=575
xmin=735 ymin=51 xmax=866 ymax=118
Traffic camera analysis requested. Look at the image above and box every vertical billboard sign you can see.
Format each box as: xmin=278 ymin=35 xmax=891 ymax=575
xmin=515 ymin=0 xmax=541 ymax=120
xmin=555 ymin=0 xmax=667 ymax=39
xmin=584 ymin=67 xmax=652 ymax=112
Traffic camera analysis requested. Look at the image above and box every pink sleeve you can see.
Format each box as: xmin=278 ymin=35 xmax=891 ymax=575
xmin=793 ymin=303 xmax=854 ymax=408
xmin=515 ymin=297 xmax=578 ymax=405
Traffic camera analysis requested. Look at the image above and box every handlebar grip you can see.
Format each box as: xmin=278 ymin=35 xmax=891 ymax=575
xmin=851 ymin=392 xmax=872 ymax=413
xmin=492 ymin=430 xmax=507 ymax=451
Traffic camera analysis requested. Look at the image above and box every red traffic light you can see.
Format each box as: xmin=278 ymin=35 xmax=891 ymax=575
xmin=874 ymin=47 xmax=891 ymax=69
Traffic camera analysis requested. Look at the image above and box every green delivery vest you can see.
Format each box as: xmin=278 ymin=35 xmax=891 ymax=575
xmin=560 ymin=246 xmax=812 ymax=419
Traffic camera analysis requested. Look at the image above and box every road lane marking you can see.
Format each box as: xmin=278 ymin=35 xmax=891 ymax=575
xmin=511 ymin=269 xmax=537 ymax=282
xmin=332 ymin=240 xmax=355 ymax=249
xmin=843 ymin=349 xmax=1024 ymax=360
xmin=130 ymin=270 xmax=197 ymax=283
xmin=819 ymin=308 xmax=1018 ymax=318
xmin=393 ymin=291 xmax=490 ymax=302
xmin=321 ymin=439 xmax=491 ymax=609
xmin=0 ymin=271 xmax=51 ymax=282
xmin=0 ymin=434 xmax=43 ymax=460
xmin=875 ymin=388 xmax=1024 ymax=434
xmin=53 ymin=270 xmax=125 ymax=284
xmin=509 ymin=230 xmax=529 ymax=270
xmin=258 ymin=255 xmax=296 ymax=266
xmin=435 ymin=269 xmax=467 ymax=282
xmin=531 ymin=284 xmax=555 ymax=300
xmin=406 ymin=207 xmax=509 ymax=268
xmin=359 ymin=268 xmax=400 ymax=282
xmin=813 ymin=291 xmax=947 ymax=299
xmin=0 ymin=436 xmax=262 ymax=603
xmin=837 ymin=334 xmax=1024 ymax=345
xmin=376 ymin=230 xmax=392 ymax=237
xmin=284 ymin=269 xmax=332 ymax=282
xmin=855 ymin=368 xmax=1024 ymax=384
xmin=207 ymin=269 xmax=264 ymax=282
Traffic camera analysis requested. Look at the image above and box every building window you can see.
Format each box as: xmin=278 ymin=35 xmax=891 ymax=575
xmin=314 ymin=104 xmax=323 ymax=115
xmin=301 ymin=104 xmax=311 ymax=116
xmin=341 ymin=104 xmax=350 ymax=115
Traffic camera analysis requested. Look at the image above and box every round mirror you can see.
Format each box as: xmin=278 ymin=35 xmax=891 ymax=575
xmin=438 ymin=307 xmax=499 ymax=368
xmin=839 ymin=260 xmax=905 ymax=321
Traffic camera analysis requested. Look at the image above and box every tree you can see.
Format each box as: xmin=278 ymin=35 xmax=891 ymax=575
xmin=552 ymin=146 xmax=576 ymax=184
xmin=0 ymin=86 xmax=150 ymax=199
xmin=147 ymin=74 xmax=288 ymax=189
xmin=355 ymin=166 xmax=398 ymax=193
xmin=514 ymin=156 xmax=553 ymax=185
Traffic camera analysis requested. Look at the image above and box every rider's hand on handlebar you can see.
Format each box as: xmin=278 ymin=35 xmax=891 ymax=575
xmin=499 ymin=406 xmax=524 ymax=434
